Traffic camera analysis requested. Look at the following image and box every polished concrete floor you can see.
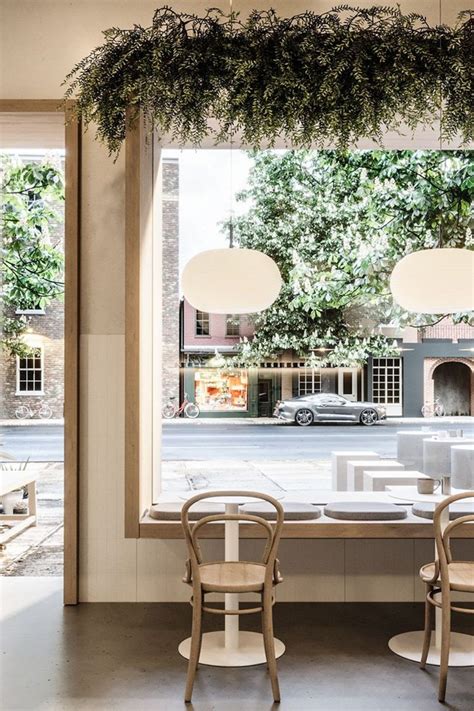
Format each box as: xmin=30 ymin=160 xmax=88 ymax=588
xmin=1 ymin=578 xmax=473 ymax=711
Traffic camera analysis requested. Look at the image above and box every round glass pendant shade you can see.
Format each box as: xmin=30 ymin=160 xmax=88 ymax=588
xmin=182 ymin=248 xmax=282 ymax=314
xmin=390 ymin=248 xmax=474 ymax=314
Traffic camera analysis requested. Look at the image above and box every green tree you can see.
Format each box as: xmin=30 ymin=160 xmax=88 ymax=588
xmin=231 ymin=150 xmax=473 ymax=366
xmin=1 ymin=156 xmax=64 ymax=355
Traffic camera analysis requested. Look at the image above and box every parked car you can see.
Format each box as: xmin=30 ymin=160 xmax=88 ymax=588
xmin=273 ymin=393 xmax=386 ymax=426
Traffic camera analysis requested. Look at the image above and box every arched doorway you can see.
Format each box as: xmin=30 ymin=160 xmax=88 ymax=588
xmin=433 ymin=361 xmax=471 ymax=415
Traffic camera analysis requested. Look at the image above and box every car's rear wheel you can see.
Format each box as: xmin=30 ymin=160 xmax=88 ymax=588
xmin=295 ymin=408 xmax=314 ymax=426
xmin=360 ymin=408 xmax=378 ymax=426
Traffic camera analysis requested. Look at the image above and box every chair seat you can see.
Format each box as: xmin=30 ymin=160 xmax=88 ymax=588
xmin=324 ymin=501 xmax=407 ymax=520
xmin=199 ymin=561 xmax=266 ymax=593
xmin=420 ymin=561 xmax=474 ymax=592
xmin=149 ymin=502 xmax=225 ymax=520
xmin=241 ymin=501 xmax=321 ymax=520
xmin=412 ymin=502 xmax=474 ymax=521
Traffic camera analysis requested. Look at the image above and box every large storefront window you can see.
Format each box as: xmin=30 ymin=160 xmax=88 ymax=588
xmin=195 ymin=368 xmax=248 ymax=411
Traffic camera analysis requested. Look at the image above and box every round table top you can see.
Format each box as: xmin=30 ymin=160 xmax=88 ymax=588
xmin=388 ymin=486 xmax=468 ymax=504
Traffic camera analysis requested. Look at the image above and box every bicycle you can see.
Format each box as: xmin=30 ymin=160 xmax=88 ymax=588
xmin=15 ymin=401 xmax=53 ymax=419
xmin=162 ymin=393 xmax=200 ymax=419
xmin=421 ymin=398 xmax=445 ymax=418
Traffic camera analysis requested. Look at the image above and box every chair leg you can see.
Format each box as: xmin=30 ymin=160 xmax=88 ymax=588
xmin=420 ymin=585 xmax=433 ymax=669
xmin=438 ymin=591 xmax=451 ymax=703
xmin=195 ymin=592 xmax=204 ymax=666
xmin=261 ymin=596 xmax=270 ymax=670
xmin=262 ymin=587 xmax=280 ymax=703
xmin=185 ymin=588 xmax=202 ymax=703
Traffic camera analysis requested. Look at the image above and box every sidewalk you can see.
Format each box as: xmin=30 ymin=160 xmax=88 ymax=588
xmin=162 ymin=416 xmax=474 ymax=426
xmin=0 ymin=419 xmax=64 ymax=426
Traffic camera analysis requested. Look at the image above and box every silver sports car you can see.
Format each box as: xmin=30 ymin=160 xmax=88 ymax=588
xmin=274 ymin=393 xmax=386 ymax=426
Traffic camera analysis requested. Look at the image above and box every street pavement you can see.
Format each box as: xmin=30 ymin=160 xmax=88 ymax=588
xmin=1 ymin=420 xmax=473 ymax=462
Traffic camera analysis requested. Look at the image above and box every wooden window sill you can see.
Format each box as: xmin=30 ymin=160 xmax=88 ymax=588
xmin=139 ymin=510 xmax=474 ymax=540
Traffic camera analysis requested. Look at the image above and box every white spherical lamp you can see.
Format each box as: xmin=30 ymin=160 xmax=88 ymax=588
xmin=390 ymin=248 xmax=474 ymax=314
xmin=182 ymin=248 xmax=282 ymax=314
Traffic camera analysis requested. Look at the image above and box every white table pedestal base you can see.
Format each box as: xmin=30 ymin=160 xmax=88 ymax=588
xmin=388 ymin=631 xmax=474 ymax=667
xmin=178 ymin=630 xmax=285 ymax=667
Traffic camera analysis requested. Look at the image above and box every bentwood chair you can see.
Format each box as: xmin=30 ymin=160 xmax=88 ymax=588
xmin=419 ymin=491 xmax=474 ymax=702
xmin=181 ymin=490 xmax=284 ymax=703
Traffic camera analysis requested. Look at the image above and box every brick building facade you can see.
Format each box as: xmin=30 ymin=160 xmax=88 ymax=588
xmin=0 ymin=302 xmax=64 ymax=419
xmin=1 ymin=152 xmax=65 ymax=420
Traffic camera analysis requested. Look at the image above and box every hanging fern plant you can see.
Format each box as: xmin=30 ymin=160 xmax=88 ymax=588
xmin=64 ymin=5 xmax=473 ymax=154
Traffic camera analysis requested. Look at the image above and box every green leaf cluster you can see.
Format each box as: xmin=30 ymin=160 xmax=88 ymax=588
xmin=1 ymin=156 xmax=64 ymax=356
xmin=229 ymin=149 xmax=473 ymax=366
xmin=64 ymin=6 xmax=473 ymax=155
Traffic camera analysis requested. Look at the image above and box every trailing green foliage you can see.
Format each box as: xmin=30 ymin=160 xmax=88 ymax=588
xmin=0 ymin=157 xmax=64 ymax=356
xmin=64 ymin=6 xmax=473 ymax=155
xmin=229 ymin=149 xmax=474 ymax=366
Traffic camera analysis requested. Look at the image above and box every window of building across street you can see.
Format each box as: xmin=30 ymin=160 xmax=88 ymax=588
xmin=298 ymin=368 xmax=321 ymax=395
xmin=16 ymin=347 xmax=43 ymax=394
xmin=372 ymin=357 xmax=401 ymax=404
xmin=195 ymin=310 xmax=210 ymax=336
xmin=194 ymin=368 xmax=248 ymax=411
xmin=226 ymin=315 xmax=240 ymax=336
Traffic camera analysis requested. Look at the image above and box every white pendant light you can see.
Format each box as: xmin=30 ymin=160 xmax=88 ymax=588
xmin=390 ymin=248 xmax=474 ymax=314
xmin=182 ymin=247 xmax=282 ymax=314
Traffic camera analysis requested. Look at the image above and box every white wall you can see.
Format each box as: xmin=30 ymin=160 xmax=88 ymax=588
xmin=1 ymin=0 xmax=469 ymax=601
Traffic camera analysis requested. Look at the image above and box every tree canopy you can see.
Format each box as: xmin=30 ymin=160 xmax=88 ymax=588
xmin=231 ymin=150 xmax=473 ymax=366
xmin=0 ymin=157 xmax=64 ymax=356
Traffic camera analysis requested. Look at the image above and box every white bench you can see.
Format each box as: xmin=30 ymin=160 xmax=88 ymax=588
xmin=0 ymin=468 xmax=38 ymax=549
xmin=331 ymin=451 xmax=379 ymax=491
xmin=363 ymin=470 xmax=428 ymax=492
xmin=347 ymin=460 xmax=404 ymax=491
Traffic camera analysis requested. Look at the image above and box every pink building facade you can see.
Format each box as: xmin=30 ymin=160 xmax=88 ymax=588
xmin=182 ymin=299 xmax=254 ymax=352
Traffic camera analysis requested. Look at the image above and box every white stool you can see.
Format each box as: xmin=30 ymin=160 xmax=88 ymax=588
xmin=451 ymin=445 xmax=474 ymax=489
xmin=331 ymin=451 xmax=379 ymax=491
xmin=397 ymin=430 xmax=439 ymax=470
xmin=363 ymin=470 xmax=428 ymax=492
xmin=423 ymin=437 xmax=474 ymax=490
xmin=347 ymin=460 xmax=404 ymax=491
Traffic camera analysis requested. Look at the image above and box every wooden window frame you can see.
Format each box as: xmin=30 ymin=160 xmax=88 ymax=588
xmin=0 ymin=100 xmax=81 ymax=604
xmin=124 ymin=123 xmax=448 ymax=540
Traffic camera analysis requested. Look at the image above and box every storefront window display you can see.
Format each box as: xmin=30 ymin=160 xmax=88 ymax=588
xmin=194 ymin=368 xmax=248 ymax=411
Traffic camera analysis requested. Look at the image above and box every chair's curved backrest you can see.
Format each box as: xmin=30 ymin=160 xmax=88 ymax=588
xmin=181 ymin=491 xmax=284 ymax=584
xmin=433 ymin=491 xmax=474 ymax=572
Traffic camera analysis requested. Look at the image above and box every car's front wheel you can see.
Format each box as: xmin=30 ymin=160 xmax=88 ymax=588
xmin=295 ymin=408 xmax=314 ymax=426
xmin=359 ymin=408 xmax=378 ymax=426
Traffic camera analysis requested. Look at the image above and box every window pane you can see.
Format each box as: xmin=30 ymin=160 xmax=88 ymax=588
xmin=196 ymin=310 xmax=210 ymax=336
xmin=226 ymin=315 xmax=240 ymax=336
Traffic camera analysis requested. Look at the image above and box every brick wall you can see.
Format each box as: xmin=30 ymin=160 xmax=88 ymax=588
xmin=421 ymin=319 xmax=474 ymax=341
xmin=0 ymin=301 xmax=64 ymax=419
xmin=423 ymin=357 xmax=474 ymax=415
xmin=161 ymin=158 xmax=180 ymax=405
